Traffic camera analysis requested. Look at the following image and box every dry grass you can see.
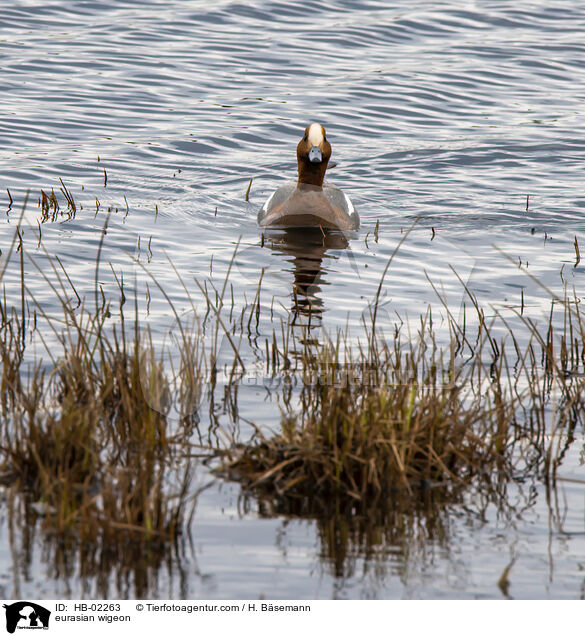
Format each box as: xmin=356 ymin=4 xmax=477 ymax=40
xmin=0 ymin=201 xmax=202 ymax=571
xmin=220 ymin=323 xmax=505 ymax=498
xmin=2 ymin=189 xmax=585 ymax=587
xmin=0 ymin=304 xmax=197 ymax=542
xmin=218 ymin=281 xmax=585 ymax=515
xmin=215 ymin=286 xmax=585 ymax=573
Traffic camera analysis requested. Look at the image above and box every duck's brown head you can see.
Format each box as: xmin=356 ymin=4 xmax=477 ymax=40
xmin=296 ymin=123 xmax=331 ymax=187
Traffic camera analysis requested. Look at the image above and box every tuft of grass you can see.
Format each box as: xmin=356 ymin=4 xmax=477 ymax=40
xmin=0 ymin=301 xmax=196 ymax=545
xmin=0 ymin=213 xmax=204 ymax=576
xmin=215 ymin=283 xmax=585 ymax=575
xmin=218 ymin=284 xmax=585 ymax=515
xmin=219 ymin=320 xmax=511 ymax=501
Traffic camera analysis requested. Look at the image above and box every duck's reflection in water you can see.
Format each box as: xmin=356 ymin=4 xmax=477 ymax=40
xmin=262 ymin=227 xmax=350 ymax=337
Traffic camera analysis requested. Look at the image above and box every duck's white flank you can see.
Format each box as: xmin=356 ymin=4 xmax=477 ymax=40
xmin=343 ymin=191 xmax=355 ymax=215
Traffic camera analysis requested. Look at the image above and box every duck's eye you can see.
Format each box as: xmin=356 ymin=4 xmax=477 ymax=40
xmin=303 ymin=135 xmax=308 ymax=141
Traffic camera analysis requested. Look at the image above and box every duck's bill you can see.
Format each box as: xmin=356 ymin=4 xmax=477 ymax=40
xmin=308 ymin=146 xmax=322 ymax=163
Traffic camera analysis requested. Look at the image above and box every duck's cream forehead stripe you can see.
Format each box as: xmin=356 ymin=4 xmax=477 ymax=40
xmin=307 ymin=123 xmax=324 ymax=146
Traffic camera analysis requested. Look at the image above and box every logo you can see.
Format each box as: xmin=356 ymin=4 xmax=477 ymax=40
xmin=3 ymin=603 xmax=51 ymax=633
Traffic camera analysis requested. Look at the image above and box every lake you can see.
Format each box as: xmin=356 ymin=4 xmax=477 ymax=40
xmin=1 ymin=0 xmax=585 ymax=599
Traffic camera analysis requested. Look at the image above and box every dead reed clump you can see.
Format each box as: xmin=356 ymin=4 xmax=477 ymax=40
xmin=0 ymin=217 xmax=202 ymax=562
xmin=219 ymin=283 xmax=585 ymax=513
xmin=38 ymin=178 xmax=77 ymax=222
xmin=0 ymin=311 xmax=194 ymax=548
xmin=220 ymin=326 xmax=514 ymax=503
xmin=216 ymin=290 xmax=585 ymax=578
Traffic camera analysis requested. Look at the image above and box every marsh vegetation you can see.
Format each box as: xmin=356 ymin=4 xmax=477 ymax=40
xmin=0 ymin=186 xmax=584 ymax=596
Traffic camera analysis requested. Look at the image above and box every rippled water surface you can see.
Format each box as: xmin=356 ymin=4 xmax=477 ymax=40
xmin=2 ymin=0 xmax=585 ymax=599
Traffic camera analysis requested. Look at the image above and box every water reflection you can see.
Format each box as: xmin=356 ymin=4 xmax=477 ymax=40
xmin=244 ymin=485 xmax=455 ymax=581
xmin=7 ymin=491 xmax=197 ymax=599
xmin=237 ymin=472 xmax=549 ymax=596
xmin=262 ymin=227 xmax=350 ymax=336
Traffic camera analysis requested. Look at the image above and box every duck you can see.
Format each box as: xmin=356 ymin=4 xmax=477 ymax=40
xmin=258 ymin=123 xmax=359 ymax=231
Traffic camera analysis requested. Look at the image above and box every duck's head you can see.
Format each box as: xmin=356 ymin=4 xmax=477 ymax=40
xmin=296 ymin=123 xmax=332 ymax=187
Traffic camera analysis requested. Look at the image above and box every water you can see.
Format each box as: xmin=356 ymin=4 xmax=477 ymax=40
xmin=1 ymin=0 xmax=585 ymax=599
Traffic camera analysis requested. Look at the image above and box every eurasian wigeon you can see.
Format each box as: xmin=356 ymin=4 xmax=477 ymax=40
xmin=258 ymin=123 xmax=359 ymax=231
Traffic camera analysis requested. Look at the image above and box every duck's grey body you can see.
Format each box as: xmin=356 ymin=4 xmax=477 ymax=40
xmin=258 ymin=181 xmax=359 ymax=231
